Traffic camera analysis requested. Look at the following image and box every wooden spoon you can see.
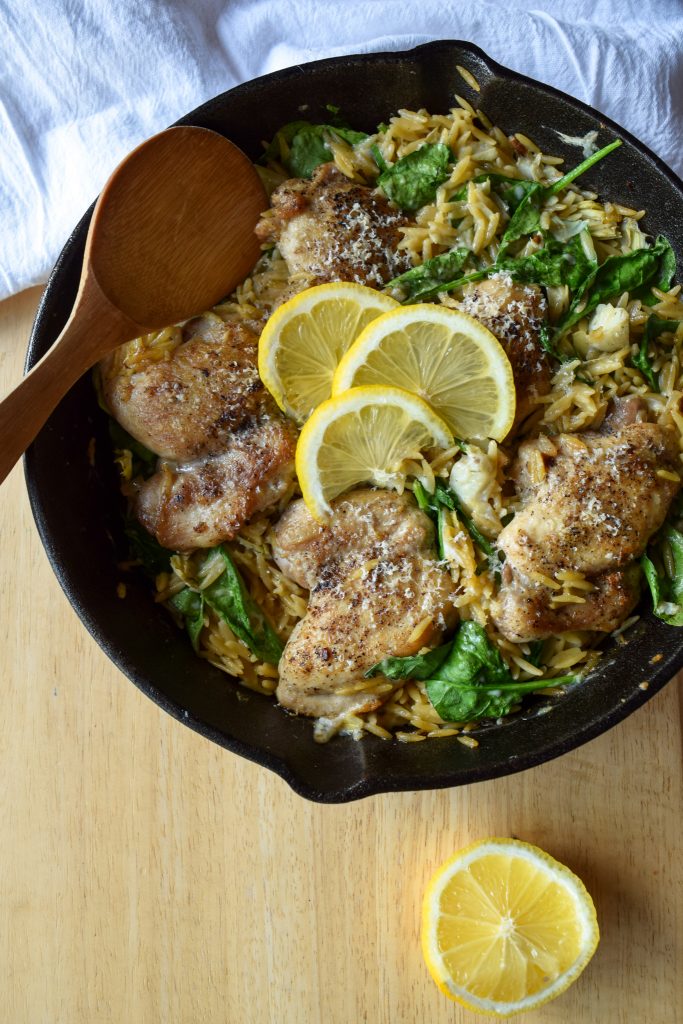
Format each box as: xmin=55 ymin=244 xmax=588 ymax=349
xmin=0 ymin=125 xmax=267 ymax=486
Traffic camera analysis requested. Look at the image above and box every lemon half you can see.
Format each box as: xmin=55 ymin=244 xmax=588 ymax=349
xmin=332 ymin=304 xmax=515 ymax=441
xmin=258 ymin=282 xmax=398 ymax=422
xmin=296 ymin=385 xmax=454 ymax=519
xmin=422 ymin=838 xmax=600 ymax=1017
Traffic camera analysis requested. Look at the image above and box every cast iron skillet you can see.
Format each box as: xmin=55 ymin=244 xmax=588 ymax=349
xmin=24 ymin=40 xmax=683 ymax=802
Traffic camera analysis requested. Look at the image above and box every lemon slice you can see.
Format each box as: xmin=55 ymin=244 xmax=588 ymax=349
xmin=422 ymin=838 xmax=600 ymax=1017
xmin=332 ymin=304 xmax=516 ymax=441
xmin=296 ymin=385 xmax=453 ymax=519
xmin=258 ymin=282 xmax=399 ymax=422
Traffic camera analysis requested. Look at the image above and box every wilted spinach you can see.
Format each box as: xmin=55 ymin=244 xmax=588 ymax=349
xmin=641 ymin=525 xmax=683 ymax=626
xmin=496 ymin=232 xmax=597 ymax=290
xmin=264 ymin=120 xmax=368 ymax=179
xmin=123 ymin=520 xmax=173 ymax=576
xmin=398 ymin=141 xmax=629 ymax=311
xmin=498 ymin=139 xmax=622 ymax=253
xmin=204 ymin=547 xmax=283 ymax=663
xmin=170 ymin=588 xmax=205 ymax=651
xmin=109 ymin=419 xmax=157 ymax=479
xmin=413 ymin=479 xmax=495 ymax=561
xmin=632 ymin=315 xmax=681 ymax=393
xmin=556 ymin=235 xmax=675 ymax=336
xmin=370 ymin=143 xmax=389 ymax=174
xmin=394 ymin=229 xmax=597 ymax=307
xmin=388 ymin=247 xmax=470 ymax=301
xmin=641 ymin=236 xmax=677 ymax=306
xmin=172 ymin=547 xmax=283 ymax=664
xmin=365 ymin=621 xmax=575 ymax=721
xmin=364 ymin=643 xmax=451 ymax=681
xmin=377 ymin=143 xmax=453 ymax=211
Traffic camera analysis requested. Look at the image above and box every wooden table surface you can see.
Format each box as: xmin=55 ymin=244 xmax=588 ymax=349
xmin=1 ymin=286 xmax=682 ymax=1024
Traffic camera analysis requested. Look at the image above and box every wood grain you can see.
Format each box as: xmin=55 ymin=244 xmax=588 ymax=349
xmin=1 ymin=286 xmax=681 ymax=1024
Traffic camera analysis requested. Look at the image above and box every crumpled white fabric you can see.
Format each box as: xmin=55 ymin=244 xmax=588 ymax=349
xmin=1 ymin=0 xmax=682 ymax=301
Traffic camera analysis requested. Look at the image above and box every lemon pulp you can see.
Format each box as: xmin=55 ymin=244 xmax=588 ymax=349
xmin=332 ymin=304 xmax=516 ymax=441
xmin=422 ymin=838 xmax=599 ymax=1016
xmin=258 ymin=282 xmax=398 ymax=422
xmin=296 ymin=384 xmax=453 ymax=519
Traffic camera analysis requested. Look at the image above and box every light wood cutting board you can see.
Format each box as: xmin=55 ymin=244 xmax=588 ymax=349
xmin=1 ymin=286 xmax=681 ymax=1024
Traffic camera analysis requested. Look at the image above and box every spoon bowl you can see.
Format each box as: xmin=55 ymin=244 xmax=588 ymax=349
xmin=0 ymin=125 xmax=266 ymax=486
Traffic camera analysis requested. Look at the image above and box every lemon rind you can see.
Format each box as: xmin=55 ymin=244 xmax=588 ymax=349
xmin=331 ymin=304 xmax=516 ymax=442
xmin=421 ymin=837 xmax=600 ymax=1016
xmin=296 ymin=384 xmax=454 ymax=520
xmin=258 ymin=282 xmax=399 ymax=421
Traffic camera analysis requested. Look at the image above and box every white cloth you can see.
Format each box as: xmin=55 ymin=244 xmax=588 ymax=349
xmin=1 ymin=0 xmax=682 ymax=301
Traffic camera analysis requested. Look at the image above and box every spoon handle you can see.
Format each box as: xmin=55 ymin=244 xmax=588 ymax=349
xmin=0 ymin=293 xmax=137 ymax=486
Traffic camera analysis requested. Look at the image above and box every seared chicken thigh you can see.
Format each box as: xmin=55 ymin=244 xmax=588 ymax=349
xmin=101 ymin=318 xmax=297 ymax=550
xmin=133 ymin=421 xmax=296 ymax=550
xmin=459 ymin=275 xmax=551 ymax=429
xmin=492 ymin=419 xmax=681 ymax=641
xmin=271 ymin=489 xmax=457 ymax=718
xmin=255 ymin=163 xmax=412 ymax=288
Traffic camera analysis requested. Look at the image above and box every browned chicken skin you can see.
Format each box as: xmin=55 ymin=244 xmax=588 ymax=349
xmin=101 ymin=318 xmax=297 ymax=550
xmin=134 ymin=422 xmax=296 ymax=550
xmin=255 ymin=163 xmax=412 ymax=288
xmin=491 ymin=417 xmax=681 ymax=642
xmin=459 ymin=275 xmax=551 ymax=430
xmin=271 ymin=489 xmax=457 ymax=719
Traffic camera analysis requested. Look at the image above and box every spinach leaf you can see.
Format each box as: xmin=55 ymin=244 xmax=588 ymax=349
xmin=109 ymin=419 xmax=157 ymax=478
xmin=364 ymin=644 xmax=451 ymax=680
xmin=632 ymin=315 xmax=680 ymax=392
xmin=424 ymin=621 xmax=575 ymax=722
xmin=641 ymin=526 xmax=683 ymax=626
xmin=556 ymin=235 xmax=674 ymax=336
xmin=398 ymin=267 xmax=490 ymax=303
xmin=638 ymin=236 xmax=676 ymax=305
xmin=496 ymin=177 xmax=541 ymax=211
xmin=412 ymin=478 xmax=433 ymax=515
xmin=498 ymin=183 xmax=546 ymax=252
xmin=412 ymin=480 xmax=446 ymax=556
xmin=655 ymin=237 xmax=677 ymax=294
xmin=377 ymin=143 xmax=453 ymax=211
xmin=498 ymin=140 xmax=622 ymax=254
xmin=170 ymin=588 xmax=205 ymax=652
xmin=452 ymin=174 xmax=538 ymax=212
xmin=289 ymin=124 xmax=367 ymax=178
xmin=413 ymin=479 xmax=495 ymax=560
xmin=433 ymin=480 xmax=495 ymax=559
xmin=370 ymin=143 xmax=389 ymax=174
xmin=123 ymin=520 xmax=172 ymax=576
xmin=545 ymin=138 xmax=623 ymax=196
xmin=527 ymin=639 xmax=545 ymax=668
xmin=399 ymin=230 xmax=596 ymax=307
xmin=264 ymin=120 xmax=367 ymax=178
xmin=388 ymin=247 xmax=470 ymax=301
xmin=426 ymin=669 xmax=562 ymax=722
xmin=288 ymin=128 xmax=334 ymax=179
xmin=365 ymin=622 xmax=575 ymax=720
xmin=497 ymin=232 xmax=597 ymax=290
xmin=538 ymin=323 xmax=566 ymax=363
xmin=262 ymin=120 xmax=311 ymax=163
xmin=202 ymin=547 xmax=283 ymax=664
xmin=641 ymin=553 xmax=666 ymax=615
